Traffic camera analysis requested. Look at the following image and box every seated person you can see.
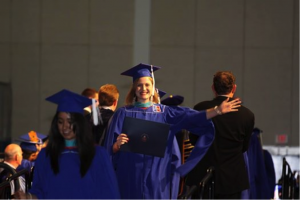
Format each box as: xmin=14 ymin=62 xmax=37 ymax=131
xmin=0 ymin=144 xmax=26 ymax=197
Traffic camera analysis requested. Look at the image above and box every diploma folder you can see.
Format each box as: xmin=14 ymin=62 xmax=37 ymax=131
xmin=120 ymin=116 xmax=170 ymax=158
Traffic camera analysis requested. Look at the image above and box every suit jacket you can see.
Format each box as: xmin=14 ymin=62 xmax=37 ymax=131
xmin=85 ymin=108 xmax=115 ymax=145
xmin=186 ymin=96 xmax=255 ymax=195
xmin=97 ymin=108 xmax=114 ymax=145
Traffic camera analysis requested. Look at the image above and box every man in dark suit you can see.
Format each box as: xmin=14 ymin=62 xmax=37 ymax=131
xmin=186 ymin=71 xmax=255 ymax=199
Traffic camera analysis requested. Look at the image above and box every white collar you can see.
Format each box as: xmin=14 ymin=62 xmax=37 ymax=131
xmin=4 ymin=161 xmax=16 ymax=169
xmin=218 ymin=95 xmax=232 ymax=98
xmin=84 ymin=107 xmax=91 ymax=113
xmin=100 ymin=106 xmax=113 ymax=110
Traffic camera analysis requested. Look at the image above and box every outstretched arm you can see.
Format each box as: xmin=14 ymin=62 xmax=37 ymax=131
xmin=206 ymin=98 xmax=241 ymax=119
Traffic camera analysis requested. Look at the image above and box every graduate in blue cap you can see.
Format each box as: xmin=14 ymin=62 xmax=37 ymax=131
xmin=103 ymin=63 xmax=242 ymax=199
xmin=15 ymin=89 xmax=120 ymax=199
xmin=16 ymin=131 xmax=47 ymax=181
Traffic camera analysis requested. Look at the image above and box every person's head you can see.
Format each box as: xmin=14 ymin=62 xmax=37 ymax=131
xmin=46 ymin=89 xmax=93 ymax=142
xmin=45 ymin=89 xmax=95 ymax=176
xmin=17 ymin=131 xmax=46 ymax=161
xmin=121 ymin=63 xmax=161 ymax=105
xmin=81 ymin=88 xmax=99 ymax=107
xmin=47 ymin=111 xmax=93 ymax=177
xmin=212 ymin=71 xmax=236 ymax=97
xmin=98 ymin=84 xmax=119 ymax=111
xmin=125 ymin=77 xmax=160 ymax=105
xmin=19 ymin=142 xmax=38 ymax=161
xmin=4 ymin=144 xmax=23 ymax=168
xmin=49 ymin=111 xmax=89 ymax=143
xmin=21 ymin=149 xmax=38 ymax=161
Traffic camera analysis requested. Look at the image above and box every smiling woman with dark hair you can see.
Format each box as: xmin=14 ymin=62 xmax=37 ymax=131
xmin=15 ymin=89 xmax=120 ymax=199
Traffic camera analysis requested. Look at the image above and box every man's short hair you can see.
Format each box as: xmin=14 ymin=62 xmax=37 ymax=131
xmin=81 ymin=88 xmax=97 ymax=99
xmin=213 ymin=71 xmax=236 ymax=95
xmin=98 ymin=84 xmax=119 ymax=106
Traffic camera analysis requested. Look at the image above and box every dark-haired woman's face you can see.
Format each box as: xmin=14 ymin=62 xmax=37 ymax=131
xmin=57 ymin=112 xmax=76 ymax=140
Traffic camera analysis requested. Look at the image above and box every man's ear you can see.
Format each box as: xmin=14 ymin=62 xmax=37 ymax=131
xmin=14 ymin=153 xmax=19 ymax=161
xmin=232 ymin=84 xmax=237 ymax=94
xmin=113 ymin=100 xmax=118 ymax=106
xmin=211 ymin=84 xmax=217 ymax=96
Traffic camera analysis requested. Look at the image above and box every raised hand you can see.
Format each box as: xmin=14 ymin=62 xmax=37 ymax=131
xmin=218 ymin=98 xmax=241 ymax=114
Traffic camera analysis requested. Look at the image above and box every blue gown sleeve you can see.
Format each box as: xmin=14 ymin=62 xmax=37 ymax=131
xmin=165 ymin=106 xmax=215 ymax=176
xmin=29 ymin=149 xmax=46 ymax=199
xmin=171 ymin=136 xmax=181 ymax=198
xmin=93 ymin=146 xmax=121 ymax=199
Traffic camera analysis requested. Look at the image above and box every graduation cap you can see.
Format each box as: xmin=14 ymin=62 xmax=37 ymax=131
xmin=46 ymin=89 xmax=92 ymax=114
xmin=17 ymin=130 xmax=47 ymax=145
xmin=20 ymin=142 xmax=37 ymax=152
xmin=155 ymin=89 xmax=166 ymax=104
xmin=120 ymin=63 xmax=161 ymax=82
xmin=161 ymin=95 xmax=184 ymax=106
xmin=157 ymin=89 xmax=167 ymax=98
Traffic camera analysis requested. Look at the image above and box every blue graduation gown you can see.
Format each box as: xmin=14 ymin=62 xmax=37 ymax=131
xmin=247 ymin=129 xmax=271 ymax=199
xmin=17 ymin=159 xmax=34 ymax=173
xmin=29 ymin=146 xmax=120 ymax=199
xmin=104 ymin=104 xmax=215 ymax=199
xmin=263 ymin=149 xmax=276 ymax=199
xmin=241 ymin=152 xmax=250 ymax=199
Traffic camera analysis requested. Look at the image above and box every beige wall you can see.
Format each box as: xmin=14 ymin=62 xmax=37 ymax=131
xmin=0 ymin=0 xmax=298 ymax=146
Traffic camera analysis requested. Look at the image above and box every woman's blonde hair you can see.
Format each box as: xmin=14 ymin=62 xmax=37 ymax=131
xmin=125 ymin=77 xmax=159 ymax=105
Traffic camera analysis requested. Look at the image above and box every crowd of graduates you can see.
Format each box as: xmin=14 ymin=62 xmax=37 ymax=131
xmin=0 ymin=63 xmax=298 ymax=199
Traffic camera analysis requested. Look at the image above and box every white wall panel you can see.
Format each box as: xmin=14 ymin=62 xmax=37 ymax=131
xmin=12 ymin=0 xmax=40 ymax=43
xmin=151 ymin=47 xmax=195 ymax=107
xmin=152 ymin=0 xmax=196 ymax=46
xmin=196 ymin=0 xmax=244 ymax=47
xmin=244 ymin=48 xmax=293 ymax=145
xmin=89 ymin=45 xmax=133 ymax=106
xmin=42 ymin=0 xmax=89 ymax=44
xmin=245 ymin=0 xmax=294 ymax=47
xmin=0 ymin=44 xmax=11 ymax=83
xmin=291 ymin=47 xmax=299 ymax=146
xmin=11 ymin=44 xmax=40 ymax=139
xmin=90 ymin=0 xmax=134 ymax=45
xmin=0 ymin=0 xmax=10 ymax=43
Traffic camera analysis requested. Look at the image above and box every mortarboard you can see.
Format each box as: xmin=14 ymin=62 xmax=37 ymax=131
xmin=46 ymin=89 xmax=92 ymax=114
xmin=20 ymin=142 xmax=37 ymax=152
xmin=120 ymin=63 xmax=161 ymax=82
xmin=17 ymin=130 xmax=47 ymax=145
xmin=157 ymin=89 xmax=167 ymax=98
xmin=161 ymin=95 xmax=184 ymax=106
